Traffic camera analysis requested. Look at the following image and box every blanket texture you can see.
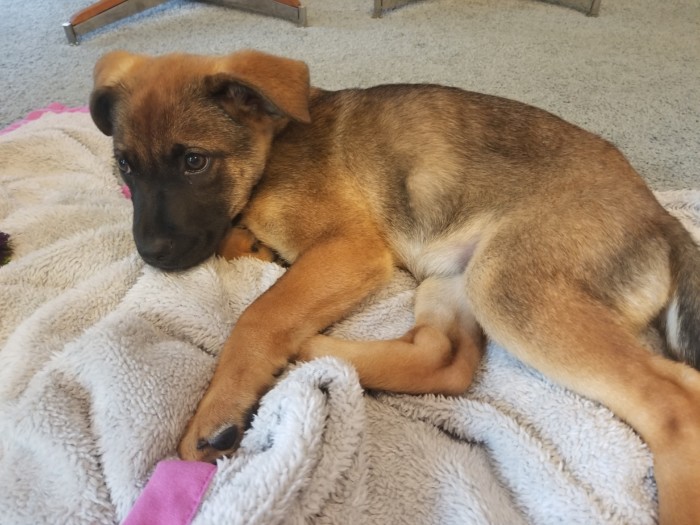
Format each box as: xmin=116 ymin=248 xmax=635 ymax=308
xmin=2 ymin=109 xmax=700 ymax=525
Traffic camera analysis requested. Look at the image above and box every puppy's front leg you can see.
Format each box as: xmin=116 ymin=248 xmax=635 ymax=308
xmin=178 ymin=234 xmax=394 ymax=462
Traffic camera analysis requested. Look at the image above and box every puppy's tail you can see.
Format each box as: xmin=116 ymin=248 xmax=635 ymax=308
xmin=662 ymin=218 xmax=700 ymax=370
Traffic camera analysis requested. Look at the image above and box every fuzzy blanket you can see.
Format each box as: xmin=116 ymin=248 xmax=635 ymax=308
xmin=2 ymin=108 xmax=700 ymax=525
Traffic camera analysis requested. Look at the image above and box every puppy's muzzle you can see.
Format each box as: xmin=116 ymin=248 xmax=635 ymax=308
xmin=137 ymin=235 xmax=175 ymax=267
xmin=136 ymin=232 xmax=220 ymax=271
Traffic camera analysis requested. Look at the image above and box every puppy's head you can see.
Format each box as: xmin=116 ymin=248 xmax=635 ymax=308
xmin=90 ymin=50 xmax=310 ymax=270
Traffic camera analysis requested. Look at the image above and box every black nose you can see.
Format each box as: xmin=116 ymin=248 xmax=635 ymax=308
xmin=137 ymin=236 xmax=174 ymax=264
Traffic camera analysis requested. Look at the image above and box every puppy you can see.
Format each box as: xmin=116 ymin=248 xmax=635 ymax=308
xmin=90 ymin=50 xmax=700 ymax=524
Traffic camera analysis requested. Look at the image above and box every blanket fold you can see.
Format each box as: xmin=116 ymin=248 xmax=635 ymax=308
xmin=3 ymin=109 xmax=698 ymax=524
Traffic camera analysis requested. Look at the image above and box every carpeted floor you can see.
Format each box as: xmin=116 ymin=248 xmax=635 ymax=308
xmin=1 ymin=0 xmax=698 ymax=189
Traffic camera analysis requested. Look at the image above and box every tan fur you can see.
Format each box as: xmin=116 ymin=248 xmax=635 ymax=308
xmin=91 ymin=50 xmax=700 ymax=524
xmin=217 ymin=226 xmax=277 ymax=263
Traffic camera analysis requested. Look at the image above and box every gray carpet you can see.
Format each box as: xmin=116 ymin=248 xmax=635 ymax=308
xmin=1 ymin=0 xmax=698 ymax=189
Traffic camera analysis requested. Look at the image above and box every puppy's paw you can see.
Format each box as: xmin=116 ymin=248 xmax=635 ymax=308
xmin=178 ymin=402 xmax=249 ymax=462
xmin=217 ymin=226 xmax=277 ymax=263
xmin=179 ymin=317 xmax=288 ymax=462
xmin=177 ymin=379 xmax=261 ymax=462
xmin=179 ymin=421 xmax=242 ymax=463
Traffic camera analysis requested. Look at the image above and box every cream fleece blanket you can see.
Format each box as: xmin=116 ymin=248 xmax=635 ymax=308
xmin=2 ymin=109 xmax=699 ymax=525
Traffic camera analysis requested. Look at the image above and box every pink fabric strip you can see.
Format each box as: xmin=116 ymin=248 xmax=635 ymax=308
xmin=122 ymin=460 xmax=217 ymax=525
xmin=0 ymin=103 xmax=89 ymax=135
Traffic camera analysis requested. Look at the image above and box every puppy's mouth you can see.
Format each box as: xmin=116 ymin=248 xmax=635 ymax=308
xmin=143 ymin=252 xmax=212 ymax=272
xmin=136 ymin=226 xmax=229 ymax=272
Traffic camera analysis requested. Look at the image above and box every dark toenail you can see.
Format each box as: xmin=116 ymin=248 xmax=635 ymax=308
xmin=208 ymin=426 xmax=239 ymax=451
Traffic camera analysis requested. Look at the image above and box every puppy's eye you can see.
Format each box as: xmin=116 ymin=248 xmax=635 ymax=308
xmin=115 ymin=155 xmax=132 ymax=175
xmin=185 ymin=153 xmax=209 ymax=173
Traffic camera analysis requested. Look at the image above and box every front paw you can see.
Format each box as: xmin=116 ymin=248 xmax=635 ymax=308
xmin=178 ymin=421 xmax=241 ymax=463
xmin=179 ymin=312 xmax=290 ymax=461
xmin=177 ymin=385 xmax=258 ymax=462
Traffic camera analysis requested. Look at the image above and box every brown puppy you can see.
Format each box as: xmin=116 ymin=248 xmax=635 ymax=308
xmin=90 ymin=50 xmax=700 ymax=524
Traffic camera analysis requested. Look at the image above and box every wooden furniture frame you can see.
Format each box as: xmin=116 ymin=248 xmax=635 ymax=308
xmin=63 ymin=0 xmax=307 ymax=44
xmin=64 ymin=0 xmax=600 ymax=45
xmin=373 ymin=0 xmax=601 ymax=18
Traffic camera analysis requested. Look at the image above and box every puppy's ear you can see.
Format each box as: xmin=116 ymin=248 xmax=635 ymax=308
xmin=89 ymin=86 xmax=119 ymax=136
xmin=206 ymin=50 xmax=311 ymax=124
xmin=89 ymin=51 xmax=147 ymax=136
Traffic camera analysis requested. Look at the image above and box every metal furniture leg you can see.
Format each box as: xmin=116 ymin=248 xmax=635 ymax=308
xmin=373 ymin=0 xmax=601 ymax=19
xmin=587 ymin=0 xmax=601 ymax=16
xmin=206 ymin=0 xmax=307 ymax=27
xmin=63 ymin=0 xmax=169 ymax=44
xmin=372 ymin=0 xmax=415 ymax=19
xmin=63 ymin=0 xmax=306 ymax=44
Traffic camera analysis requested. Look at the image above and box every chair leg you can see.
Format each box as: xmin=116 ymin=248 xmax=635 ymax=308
xmin=63 ymin=0 xmax=169 ymax=44
xmin=588 ymin=0 xmax=601 ymax=16
xmin=372 ymin=0 xmax=417 ymax=19
xmin=204 ymin=0 xmax=306 ymax=27
xmin=372 ymin=0 xmax=601 ymax=19
xmin=63 ymin=0 xmax=307 ymax=44
xmin=206 ymin=0 xmax=307 ymax=26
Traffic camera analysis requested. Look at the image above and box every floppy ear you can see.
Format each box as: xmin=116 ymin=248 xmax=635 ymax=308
xmin=89 ymin=86 xmax=119 ymax=136
xmin=206 ymin=50 xmax=311 ymax=124
xmin=89 ymin=51 xmax=147 ymax=136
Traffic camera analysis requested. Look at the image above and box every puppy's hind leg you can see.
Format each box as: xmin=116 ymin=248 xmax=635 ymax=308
xmin=300 ymin=275 xmax=485 ymax=395
xmin=472 ymin=281 xmax=700 ymax=525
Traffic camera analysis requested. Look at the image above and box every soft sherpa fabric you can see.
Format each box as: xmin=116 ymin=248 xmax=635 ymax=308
xmin=1 ymin=109 xmax=699 ymax=525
